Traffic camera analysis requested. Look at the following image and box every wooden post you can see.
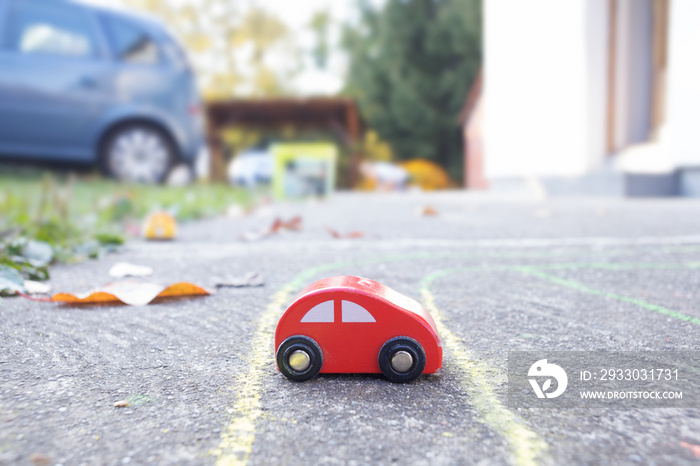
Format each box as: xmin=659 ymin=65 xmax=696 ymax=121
xmin=205 ymin=109 xmax=227 ymax=183
xmin=650 ymin=0 xmax=669 ymax=139
xmin=346 ymin=101 xmax=361 ymax=188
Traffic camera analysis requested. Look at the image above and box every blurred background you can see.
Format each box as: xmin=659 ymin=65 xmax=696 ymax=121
xmin=2 ymin=0 xmax=700 ymax=267
xmin=0 ymin=0 xmax=481 ymax=191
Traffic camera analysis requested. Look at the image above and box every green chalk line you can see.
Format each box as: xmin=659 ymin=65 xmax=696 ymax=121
xmin=214 ymin=251 xmax=700 ymax=466
xmin=517 ymin=267 xmax=700 ymax=326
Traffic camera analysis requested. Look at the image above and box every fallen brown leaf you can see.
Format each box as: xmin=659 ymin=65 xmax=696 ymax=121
xmin=240 ymin=216 xmax=303 ymax=241
xmin=29 ymin=453 xmax=51 ymax=466
xmin=419 ymin=205 xmax=438 ymax=216
xmin=51 ymin=280 xmax=211 ymax=306
xmin=143 ymin=211 xmax=177 ymax=240
xmin=270 ymin=216 xmax=302 ymax=232
xmin=680 ymin=441 xmax=700 ymax=458
xmin=325 ymin=226 xmax=364 ymax=239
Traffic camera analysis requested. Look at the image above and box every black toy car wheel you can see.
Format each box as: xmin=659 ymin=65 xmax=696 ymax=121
xmin=276 ymin=335 xmax=323 ymax=382
xmin=378 ymin=336 xmax=426 ymax=383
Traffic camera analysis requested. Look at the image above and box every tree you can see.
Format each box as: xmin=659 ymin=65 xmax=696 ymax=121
xmin=231 ymin=7 xmax=297 ymax=97
xmin=309 ymin=10 xmax=332 ymax=69
xmin=343 ymin=0 xmax=482 ymax=183
xmin=123 ymin=0 xmax=298 ymax=99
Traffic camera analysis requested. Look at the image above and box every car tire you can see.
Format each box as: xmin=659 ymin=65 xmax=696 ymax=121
xmin=100 ymin=124 xmax=176 ymax=184
xmin=378 ymin=336 xmax=426 ymax=383
xmin=276 ymin=335 xmax=323 ymax=382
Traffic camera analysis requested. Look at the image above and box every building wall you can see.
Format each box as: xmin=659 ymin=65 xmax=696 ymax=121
xmin=612 ymin=0 xmax=654 ymax=151
xmin=483 ymin=0 xmax=609 ymax=179
xmin=665 ymin=0 xmax=700 ymax=168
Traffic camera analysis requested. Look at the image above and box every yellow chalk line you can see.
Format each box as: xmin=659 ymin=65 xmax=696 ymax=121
xmin=212 ymin=257 xmax=551 ymax=466
xmin=210 ymin=260 xmax=367 ymax=465
xmin=420 ymin=271 xmax=549 ymax=466
xmin=210 ymin=284 xmax=293 ymax=465
xmin=211 ymin=247 xmax=700 ymax=465
xmin=213 ymin=252 xmax=697 ymax=464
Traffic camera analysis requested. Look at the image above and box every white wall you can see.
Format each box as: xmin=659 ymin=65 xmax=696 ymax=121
xmin=484 ymin=0 xmax=608 ymax=178
xmin=665 ymin=0 xmax=700 ymax=167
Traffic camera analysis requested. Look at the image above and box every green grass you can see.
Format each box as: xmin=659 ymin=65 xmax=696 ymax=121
xmin=0 ymin=172 xmax=250 ymax=282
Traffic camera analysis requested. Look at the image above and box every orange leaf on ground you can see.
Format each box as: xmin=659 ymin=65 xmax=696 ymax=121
xmin=680 ymin=441 xmax=700 ymax=458
xmin=143 ymin=211 xmax=177 ymax=240
xmin=51 ymin=280 xmax=210 ymax=306
xmin=270 ymin=216 xmax=302 ymax=233
xmin=241 ymin=216 xmax=303 ymax=241
xmin=325 ymin=226 xmax=364 ymax=239
xmin=418 ymin=205 xmax=438 ymax=216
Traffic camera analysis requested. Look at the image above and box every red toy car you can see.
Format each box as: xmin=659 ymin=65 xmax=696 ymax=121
xmin=275 ymin=276 xmax=442 ymax=383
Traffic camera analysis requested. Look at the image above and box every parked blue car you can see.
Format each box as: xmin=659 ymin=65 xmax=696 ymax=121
xmin=0 ymin=0 xmax=206 ymax=183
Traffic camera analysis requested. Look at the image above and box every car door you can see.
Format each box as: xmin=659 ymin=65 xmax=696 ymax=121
xmin=0 ymin=0 xmax=113 ymax=160
xmin=336 ymin=298 xmax=381 ymax=372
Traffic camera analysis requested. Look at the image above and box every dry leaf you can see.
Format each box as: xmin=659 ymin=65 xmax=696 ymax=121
xmin=24 ymin=280 xmax=51 ymax=295
xmin=213 ymin=272 xmax=264 ymax=288
xmin=325 ymin=226 xmax=364 ymax=239
xmin=51 ymin=280 xmax=210 ymax=306
xmin=113 ymin=400 xmax=129 ymax=408
xmin=270 ymin=216 xmax=302 ymax=232
xmin=28 ymin=453 xmax=51 ymax=466
xmin=109 ymin=262 xmax=154 ymax=278
xmin=418 ymin=205 xmax=438 ymax=216
xmin=680 ymin=441 xmax=700 ymax=458
xmin=143 ymin=211 xmax=177 ymax=240
xmin=240 ymin=216 xmax=303 ymax=241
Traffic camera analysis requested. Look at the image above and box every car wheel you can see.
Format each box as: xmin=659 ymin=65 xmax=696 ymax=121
xmin=378 ymin=336 xmax=426 ymax=383
xmin=101 ymin=124 xmax=176 ymax=183
xmin=276 ymin=335 xmax=323 ymax=382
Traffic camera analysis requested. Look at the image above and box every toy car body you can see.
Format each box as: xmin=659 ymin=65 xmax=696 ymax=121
xmin=274 ymin=276 xmax=442 ymax=383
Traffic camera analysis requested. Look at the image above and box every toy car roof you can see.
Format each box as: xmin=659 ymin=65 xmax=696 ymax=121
xmin=292 ymin=276 xmax=438 ymax=333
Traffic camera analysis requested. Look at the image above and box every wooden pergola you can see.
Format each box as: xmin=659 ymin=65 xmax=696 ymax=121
xmin=205 ymin=98 xmax=362 ymax=185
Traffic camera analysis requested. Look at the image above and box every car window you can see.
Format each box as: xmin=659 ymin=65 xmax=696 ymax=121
xmin=4 ymin=0 xmax=98 ymax=58
xmin=300 ymin=300 xmax=334 ymax=323
xmin=160 ymin=33 xmax=190 ymax=69
xmin=102 ymin=15 xmax=159 ymax=64
xmin=341 ymin=301 xmax=375 ymax=323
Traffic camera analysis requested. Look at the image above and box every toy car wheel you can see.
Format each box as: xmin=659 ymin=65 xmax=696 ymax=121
xmin=378 ymin=337 xmax=426 ymax=383
xmin=276 ymin=335 xmax=323 ymax=382
xmin=100 ymin=124 xmax=176 ymax=184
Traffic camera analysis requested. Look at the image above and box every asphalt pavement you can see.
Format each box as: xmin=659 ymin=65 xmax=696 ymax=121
xmin=2 ymin=191 xmax=700 ymax=466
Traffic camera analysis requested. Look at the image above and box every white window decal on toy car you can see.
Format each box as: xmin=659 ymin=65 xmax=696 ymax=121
xmin=301 ymin=300 xmax=334 ymax=322
xmin=341 ymin=300 xmax=375 ymax=322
